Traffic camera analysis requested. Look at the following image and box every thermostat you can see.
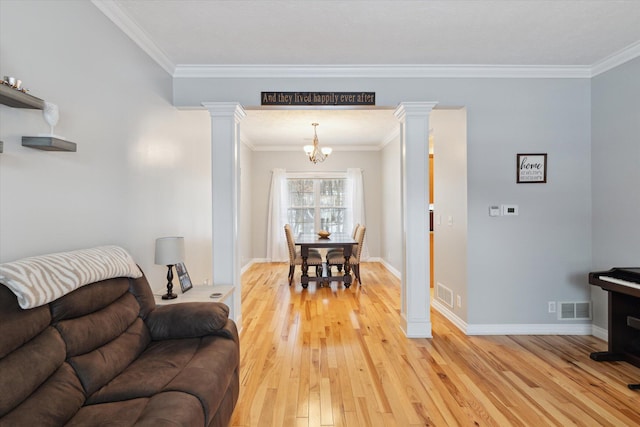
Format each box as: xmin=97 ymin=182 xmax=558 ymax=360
xmin=502 ymin=204 xmax=519 ymax=216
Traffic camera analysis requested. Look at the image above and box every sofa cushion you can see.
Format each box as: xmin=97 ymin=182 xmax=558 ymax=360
xmin=87 ymin=334 xmax=239 ymax=426
xmin=0 ymin=285 xmax=50 ymax=358
xmin=86 ymin=338 xmax=203 ymax=405
xmin=68 ymin=318 xmax=151 ymax=396
xmin=145 ymin=302 xmax=230 ymax=340
xmin=0 ymin=363 xmax=85 ymax=426
xmin=164 ymin=335 xmax=240 ymax=424
xmin=0 ymin=245 xmax=142 ymax=309
xmin=67 ymin=392 xmax=205 ymax=427
xmin=56 ymin=291 xmax=141 ymax=357
xmin=50 ymin=277 xmax=131 ymax=322
xmin=0 ymin=326 xmax=67 ymax=416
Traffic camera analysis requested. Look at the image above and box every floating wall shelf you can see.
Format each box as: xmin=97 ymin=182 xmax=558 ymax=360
xmin=0 ymin=85 xmax=45 ymax=109
xmin=22 ymin=136 xmax=77 ymax=152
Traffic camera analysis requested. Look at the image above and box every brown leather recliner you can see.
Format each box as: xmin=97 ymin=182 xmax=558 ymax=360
xmin=0 ymin=261 xmax=239 ymax=426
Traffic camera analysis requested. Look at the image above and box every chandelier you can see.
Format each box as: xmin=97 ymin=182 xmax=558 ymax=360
xmin=303 ymin=123 xmax=332 ymax=164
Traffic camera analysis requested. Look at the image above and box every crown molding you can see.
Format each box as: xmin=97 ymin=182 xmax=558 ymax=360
xmin=590 ymin=40 xmax=640 ymax=77
xmin=173 ymin=64 xmax=592 ymax=79
xmin=91 ymin=0 xmax=175 ymax=75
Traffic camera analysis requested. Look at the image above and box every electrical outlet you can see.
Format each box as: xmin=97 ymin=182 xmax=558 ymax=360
xmin=548 ymin=301 xmax=556 ymax=313
xmin=457 ymin=295 xmax=462 ymax=307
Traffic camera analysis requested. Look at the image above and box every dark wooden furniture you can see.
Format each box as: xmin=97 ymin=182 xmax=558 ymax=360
xmin=589 ymin=267 xmax=640 ymax=390
xmin=295 ymin=233 xmax=356 ymax=288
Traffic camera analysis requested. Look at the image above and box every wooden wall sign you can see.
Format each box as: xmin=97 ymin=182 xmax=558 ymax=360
xmin=261 ymin=91 xmax=375 ymax=106
xmin=517 ymin=153 xmax=547 ymax=183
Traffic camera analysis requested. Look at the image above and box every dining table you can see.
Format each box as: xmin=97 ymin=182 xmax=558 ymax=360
xmin=294 ymin=233 xmax=357 ymax=288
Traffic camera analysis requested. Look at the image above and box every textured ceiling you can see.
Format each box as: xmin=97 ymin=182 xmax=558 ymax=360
xmin=98 ymin=0 xmax=640 ymax=149
xmin=113 ymin=0 xmax=640 ymax=66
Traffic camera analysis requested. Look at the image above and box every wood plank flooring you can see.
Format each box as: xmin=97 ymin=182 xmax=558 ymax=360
xmin=231 ymin=262 xmax=640 ymax=426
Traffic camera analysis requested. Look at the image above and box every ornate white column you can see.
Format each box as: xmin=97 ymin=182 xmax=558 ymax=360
xmin=202 ymin=102 xmax=246 ymax=330
xmin=395 ymin=102 xmax=438 ymax=338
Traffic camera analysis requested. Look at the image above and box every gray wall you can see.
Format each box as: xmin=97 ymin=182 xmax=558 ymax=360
xmin=0 ymin=1 xmax=213 ymax=289
xmin=591 ymin=57 xmax=640 ymax=329
xmin=176 ymin=75 xmax=593 ymax=326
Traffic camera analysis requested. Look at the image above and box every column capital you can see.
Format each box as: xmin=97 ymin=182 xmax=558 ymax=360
xmin=394 ymin=102 xmax=438 ymax=122
xmin=202 ymin=102 xmax=246 ymax=122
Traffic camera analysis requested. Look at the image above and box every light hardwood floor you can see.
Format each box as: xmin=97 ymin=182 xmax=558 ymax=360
xmin=231 ymin=262 xmax=640 ymax=426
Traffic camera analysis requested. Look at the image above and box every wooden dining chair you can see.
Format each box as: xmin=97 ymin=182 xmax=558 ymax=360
xmin=326 ymin=223 xmax=359 ymax=261
xmin=284 ymin=224 xmax=323 ymax=286
xmin=326 ymin=225 xmax=366 ymax=284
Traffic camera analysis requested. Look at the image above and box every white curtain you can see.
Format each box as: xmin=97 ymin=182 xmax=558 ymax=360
xmin=346 ymin=168 xmax=369 ymax=259
xmin=266 ymin=168 xmax=289 ymax=262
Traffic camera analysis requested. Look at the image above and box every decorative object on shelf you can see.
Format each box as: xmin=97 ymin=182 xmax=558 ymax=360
xmin=303 ymin=122 xmax=332 ymax=164
xmin=42 ymin=102 xmax=59 ymax=135
xmin=3 ymin=76 xmax=23 ymax=90
xmin=175 ymin=262 xmax=193 ymax=293
xmin=517 ymin=153 xmax=547 ymax=183
xmin=154 ymin=236 xmax=185 ymax=300
xmin=22 ymin=136 xmax=76 ymax=152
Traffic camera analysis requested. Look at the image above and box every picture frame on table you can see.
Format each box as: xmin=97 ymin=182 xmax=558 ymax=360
xmin=517 ymin=153 xmax=547 ymax=183
xmin=176 ymin=262 xmax=193 ymax=293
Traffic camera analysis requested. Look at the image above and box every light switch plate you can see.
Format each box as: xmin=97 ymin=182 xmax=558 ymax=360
xmin=489 ymin=206 xmax=501 ymax=217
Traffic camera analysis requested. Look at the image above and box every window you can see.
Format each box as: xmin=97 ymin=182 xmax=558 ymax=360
xmin=287 ymin=177 xmax=347 ymax=235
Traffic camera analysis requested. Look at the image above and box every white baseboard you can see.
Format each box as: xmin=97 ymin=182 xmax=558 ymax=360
xmin=240 ymin=258 xmax=270 ymax=275
xmin=401 ymin=314 xmax=433 ymax=338
xmin=431 ymin=298 xmax=468 ymax=332
xmin=432 ymin=298 xmax=594 ymax=336
xmin=591 ymin=324 xmax=608 ymax=342
xmin=376 ymin=258 xmax=401 ymax=279
xmin=465 ymin=323 xmax=594 ymax=336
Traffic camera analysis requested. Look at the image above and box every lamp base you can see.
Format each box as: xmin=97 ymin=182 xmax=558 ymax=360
xmin=161 ymin=264 xmax=178 ymax=300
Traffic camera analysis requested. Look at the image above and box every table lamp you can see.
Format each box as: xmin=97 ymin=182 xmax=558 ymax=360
xmin=154 ymin=236 xmax=185 ymax=300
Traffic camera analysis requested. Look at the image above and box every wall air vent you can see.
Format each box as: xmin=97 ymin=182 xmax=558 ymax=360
xmin=436 ymin=283 xmax=454 ymax=308
xmin=559 ymin=301 xmax=592 ymax=320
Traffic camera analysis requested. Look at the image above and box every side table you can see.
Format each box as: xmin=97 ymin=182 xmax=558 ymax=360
xmin=154 ymin=285 xmax=234 ymax=308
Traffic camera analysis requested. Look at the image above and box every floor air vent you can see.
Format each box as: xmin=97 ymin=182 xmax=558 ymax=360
xmin=436 ymin=283 xmax=454 ymax=308
xmin=559 ymin=301 xmax=592 ymax=320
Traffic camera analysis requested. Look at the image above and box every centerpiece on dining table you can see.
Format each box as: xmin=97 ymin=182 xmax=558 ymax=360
xmin=317 ymin=230 xmax=331 ymax=239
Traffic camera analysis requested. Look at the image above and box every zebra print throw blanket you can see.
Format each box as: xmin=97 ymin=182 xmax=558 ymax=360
xmin=0 ymin=246 xmax=142 ymax=309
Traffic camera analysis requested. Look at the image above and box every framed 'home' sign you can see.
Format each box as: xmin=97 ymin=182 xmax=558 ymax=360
xmin=517 ymin=153 xmax=547 ymax=183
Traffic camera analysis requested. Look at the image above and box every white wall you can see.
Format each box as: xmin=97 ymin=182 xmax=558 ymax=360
xmin=591 ymin=57 xmax=640 ymax=330
xmin=2 ymin=1 xmax=618 ymax=330
xmin=0 ymin=1 xmax=212 ymax=289
xmin=432 ymin=109 xmax=468 ymax=321
xmin=247 ymin=150 xmax=382 ymax=260
xmin=240 ymin=141 xmax=253 ymax=269
xmin=380 ymin=135 xmax=402 ymax=274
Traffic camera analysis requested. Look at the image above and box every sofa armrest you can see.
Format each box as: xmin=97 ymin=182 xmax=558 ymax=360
xmin=145 ymin=302 xmax=231 ymax=341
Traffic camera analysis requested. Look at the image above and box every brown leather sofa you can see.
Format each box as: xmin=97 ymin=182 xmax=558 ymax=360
xmin=0 ymin=262 xmax=239 ymax=426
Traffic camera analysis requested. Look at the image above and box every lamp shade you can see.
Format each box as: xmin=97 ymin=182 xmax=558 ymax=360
xmin=154 ymin=237 xmax=185 ymax=265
